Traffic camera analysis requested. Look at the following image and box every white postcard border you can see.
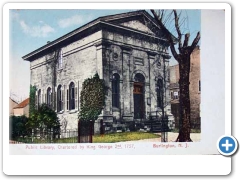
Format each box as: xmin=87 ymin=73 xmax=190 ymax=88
xmin=3 ymin=2 xmax=231 ymax=175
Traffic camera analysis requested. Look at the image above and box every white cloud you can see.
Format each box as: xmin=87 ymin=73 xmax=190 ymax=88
xmin=58 ymin=15 xmax=91 ymax=28
xmin=11 ymin=11 xmax=20 ymax=20
xmin=19 ymin=20 xmax=55 ymax=37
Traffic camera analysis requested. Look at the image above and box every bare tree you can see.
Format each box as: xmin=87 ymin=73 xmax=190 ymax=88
xmin=151 ymin=9 xmax=200 ymax=142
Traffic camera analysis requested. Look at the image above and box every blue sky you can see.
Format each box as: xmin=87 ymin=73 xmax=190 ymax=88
xmin=9 ymin=9 xmax=200 ymax=101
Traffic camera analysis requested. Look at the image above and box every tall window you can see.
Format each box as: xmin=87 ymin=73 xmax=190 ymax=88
xmin=58 ymin=49 xmax=63 ymax=69
xmin=69 ymin=82 xmax=75 ymax=110
xmin=112 ymin=74 xmax=120 ymax=108
xmin=38 ymin=89 xmax=41 ymax=108
xmin=57 ymin=85 xmax=63 ymax=112
xmin=157 ymin=79 xmax=163 ymax=108
xmin=46 ymin=87 xmax=52 ymax=107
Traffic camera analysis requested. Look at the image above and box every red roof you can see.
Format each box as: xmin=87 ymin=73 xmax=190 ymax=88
xmin=13 ymin=98 xmax=29 ymax=109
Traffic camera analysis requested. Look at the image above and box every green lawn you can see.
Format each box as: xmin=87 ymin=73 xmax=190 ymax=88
xmin=11 ymin=132 xmax=161 ymax=144
xmin=93 ymin=132 xmax=160 ymax=143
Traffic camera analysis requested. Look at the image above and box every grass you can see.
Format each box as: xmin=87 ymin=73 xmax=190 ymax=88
xmin=93 ymin=132 xmax=160 ymax=143
xmin=54 ymin=137 xmax=77 ymax=143
xmin=11 ymin=132 xmax=161 ymax=144
xmin=12 ymin=136 xmax=77 ymax=144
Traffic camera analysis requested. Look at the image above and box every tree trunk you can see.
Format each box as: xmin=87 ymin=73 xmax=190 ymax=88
xmin=150 ymin=9 xmax=200 ymax=142
xmin=176 ymin=55 xmax=192 ymax=142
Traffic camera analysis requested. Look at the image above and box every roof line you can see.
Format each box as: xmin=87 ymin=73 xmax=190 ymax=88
xmin=101 ymin=21 xmax=167 ymax=41
xmin=13 ymin=98 xmax=29 ymax=109
xmin=22 ymin=19 xmax=101 ymax=60
xmin=22 ymin=10 xmax=162 ymax=61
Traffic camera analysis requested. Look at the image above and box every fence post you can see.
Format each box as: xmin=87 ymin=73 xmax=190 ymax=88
xmin=50 ymin=128 xmax=53 ymax=143
xmin=90 ymin=120 xmax=93 ymax=143
xmin=46 ymin=128 xmax=48 ymax=142
xmin=78 ymin=120 xmax=80 ymax=143
xmin=31 ymin=129 xmax=34 ymax=143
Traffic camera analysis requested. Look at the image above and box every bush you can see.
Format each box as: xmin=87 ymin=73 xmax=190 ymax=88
xmin=27 ymin=103 xmax=60 ymax=130
xmin=78 ymin=73 xmax=107 ymax=122
xmin=27 ymin=103 xmax=60 ymax=139
xmin=9 ymin=115 xmax=29 ymax=139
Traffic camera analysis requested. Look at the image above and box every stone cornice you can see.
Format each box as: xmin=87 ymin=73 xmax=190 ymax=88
xmin=120 ymin=44 xmax=132 ymax=53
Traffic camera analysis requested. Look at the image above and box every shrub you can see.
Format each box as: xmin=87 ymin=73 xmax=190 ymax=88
xmin=78 ymin=73 xmax=107 ymax=122
xmin=9 ymin=115 xmax=29 ymax=139
xmin=27 ymin=103 xmax=60 ymax=136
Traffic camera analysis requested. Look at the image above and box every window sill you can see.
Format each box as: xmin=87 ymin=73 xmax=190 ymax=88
xmin=112 ymin=107 xmax=120 ymax=112
xmin=68 ymin=109 xmax=78 ymax=114
xmin=57 ymin=110 xmax=64 ymax=114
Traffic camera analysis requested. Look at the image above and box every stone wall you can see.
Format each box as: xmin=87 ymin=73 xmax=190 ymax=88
xmin=30 ymin=31 xmax=102 ymax=130
xmin=29 ymin=20 xmax=173 ymax=133
xmin=99 ymin=29 xmax=172 ymax=131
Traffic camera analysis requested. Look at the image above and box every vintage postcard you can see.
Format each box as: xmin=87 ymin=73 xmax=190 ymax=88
xmin=3 ymin=2 xmax=231 ymax=175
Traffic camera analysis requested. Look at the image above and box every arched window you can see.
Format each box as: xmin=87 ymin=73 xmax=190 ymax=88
xmin=157 ymin=79 xmax=163 ymax=108
xmin=57 ymin=85 xmax=63 ymax=112
xmin=69 ymin=82 xmax=75 ymax=110
xmin=47 ymin=87 xmax=52 ymax=107
xmin=134 ymin=73 xmax=145 ymax=83
xmin=38 ymin=89 xmax=41 ymax=108
xmin=112 ymin=74 xmax=120 ymax=108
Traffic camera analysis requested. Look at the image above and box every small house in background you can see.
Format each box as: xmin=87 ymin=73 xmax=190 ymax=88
xmin=13 ymin=98 xmax=30 ymax=117
xmin=9 ymin=97 xmax=18 ymax=116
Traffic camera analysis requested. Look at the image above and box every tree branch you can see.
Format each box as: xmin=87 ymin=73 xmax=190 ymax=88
xmin=190 ymin=31 xmax=200 ymax=52
xmin=151 ymin=9 xmax=179 ymax=61
xmin=173 ymin=10 xmax=182 ymax=51
xmin=160 ymin=10 xmax=164 ymax=21
xmin=183 ymin=33 xmax=190 ymax=47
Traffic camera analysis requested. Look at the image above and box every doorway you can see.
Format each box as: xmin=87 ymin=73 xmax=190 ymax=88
xmin=133 ymin=73 xmax=145 ymax=119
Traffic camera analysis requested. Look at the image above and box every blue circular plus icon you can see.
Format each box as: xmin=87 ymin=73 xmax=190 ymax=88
xmin=217 ymin=135 xmax=238 ymax=156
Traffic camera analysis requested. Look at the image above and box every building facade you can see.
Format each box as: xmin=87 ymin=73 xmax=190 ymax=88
xmin=23 ymin=10 xmax=174 ymax=133
xmin=9 ymin=97 xmax=18 ymax=116
xmin=169 ymin=46 xmax=201 ymax=129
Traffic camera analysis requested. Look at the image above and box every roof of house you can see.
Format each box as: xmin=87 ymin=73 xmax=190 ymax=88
xmin=22 ymin=10 xmax=174 ymax=61
xmin=13 ymin=98 xmax=29 ymax=109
